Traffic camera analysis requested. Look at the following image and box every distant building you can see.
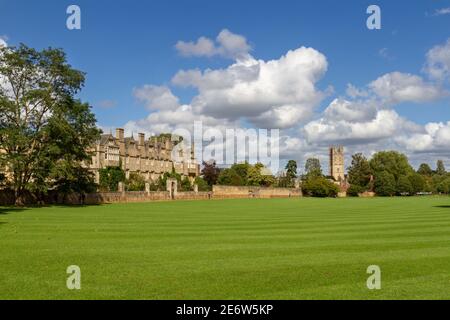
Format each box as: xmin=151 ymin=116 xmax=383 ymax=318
xmin=87 ymin=128 xmax=199 ymax=184
xmin=329 ymin=146 xmax=345 ymax=182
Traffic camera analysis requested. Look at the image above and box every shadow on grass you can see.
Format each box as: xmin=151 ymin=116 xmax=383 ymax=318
xmin=0 ymin=207 xmax=29 ymax=216
xmin=48 ymin=204 xmax=106 ymax=211
xmin=0 ymin=203 xmax=105 ymax=215
xmin=434 ymin=205 xmax=450 ymax=209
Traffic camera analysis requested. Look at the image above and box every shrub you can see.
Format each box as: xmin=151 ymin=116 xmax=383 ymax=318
xmin=180 ymin=177 xmax=193 ymax=192
xmin=125 ymin=173 xmax=146 ymax=191
xmin=374 ymin=171 xmax=396 ymax=196
xmin=408 ymin=173 xmax=426 ymax=194
xmin=347 ymin=184 xmax=365 ymax=197
xmin=217 ymin=168 xmax=244 ymax=186
xmin=302 ymin=177 xmax=339 ymax=198
xmin=396 ymin=176 xmax=413 ymax=196
xmin=437 ymin=178 xmax=450 ymax=194
xmin=99 ymin=166 xmax=126 ymax=192
xmin=195 ymin=177 xmax=211 ymax=192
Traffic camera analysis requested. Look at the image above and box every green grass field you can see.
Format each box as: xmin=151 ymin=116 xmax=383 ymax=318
xmin=1 ymin=197 xmax=450 ymax=300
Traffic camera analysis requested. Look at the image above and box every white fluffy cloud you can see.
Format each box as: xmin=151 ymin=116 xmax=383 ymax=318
xmin=250 ymin=104 xmax=315 ymax=129
xmin=346 ymin=84 xmax=368 ymax=98
xmin=175 ymin=29 xmax=251 ymax=60
xmin=123 ymin=103 xmax=231 ymax=137
xmin=172 ymin=59 xmax=261 ymax=90
xmin=303 ymin=68 xmax=448 ymax=154
xmin=323 ymin=98 xmax=377 ymax=122
xmin=133 ymin=31 xmax=329 ymax=138
xmin=433 ymin=8 xmax=450 ymax=16
xmin=0 ymin=38 xmax=12 ymax=98
xmin=116 ymin=32 xmax=450 ymax=169
xmin=396 ymin=122 xmax=450 ymax=153
xmin=175 ymin=37 xmax=217 ymax=58
xmin=369 ymin=72 xmax=446 ymax=104
xmin=133 ymin=85 xmax=180 ymax=111
xmin=304 ymin=109 xmax=414 ymax=145
xmin=424 ymin=38 xmax=450 ymax=81
xmin=172 ymin=46 xmax=328 ymax=128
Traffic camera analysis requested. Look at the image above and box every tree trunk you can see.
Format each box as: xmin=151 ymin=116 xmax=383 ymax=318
xmin=14 ymin=188 xmax=25 ymax=207
xmin=14 ymin=195 xmax=25 ymax=207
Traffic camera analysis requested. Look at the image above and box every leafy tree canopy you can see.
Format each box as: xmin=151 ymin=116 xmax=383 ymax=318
xmin=369 ymin=151 xmax=414 ymax=182
xmin=194 ymin=177 xmax=211 ymax=192
xmin=373 ymin=171 xmax=396 ymax=197
xmin=348 ymin=153 xmax=372 ymax=190
xmin=304 ymin=158 xmax=322 ymax=178
xmin=417 ymin=163 xmax=433 ymax=176
xmin=126 ymin=173 xmax=146 ymax=192
xmin=408 ymin=173 xmax=427 ymax=194
xmin=436 ymin=160 xmax=446 ymax=176
xmin=217 ymin=168 xmax=244 ymax=186
xmin=302 ymin=176 xmax=339 ymax=198
xmin=201 ymin=160 xmax=220 ymax=186
xmin=217 ymin=162 xmax=276 ymax=187
xmin=99 ymin=167 xmax=125 ymax=192
xmin=285 ymin=160 xmax=298 ymax=179
xmin=396 ymin=176 xmax=413 ymax=195
xmin=0 ymin=44 xmax=100 ymax=205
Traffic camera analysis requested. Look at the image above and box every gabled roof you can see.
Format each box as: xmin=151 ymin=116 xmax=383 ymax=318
xmin=99 ymin=134 xmax=116 ymax=146
xmin=124 ymin=136 xmax=136 ymax=144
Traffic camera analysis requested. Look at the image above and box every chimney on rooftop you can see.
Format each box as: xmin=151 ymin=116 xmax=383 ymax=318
xmin=116 ymin=128 xmax=124 ymax=142
xmin=139 ymin=133 xmax=145 ymax=146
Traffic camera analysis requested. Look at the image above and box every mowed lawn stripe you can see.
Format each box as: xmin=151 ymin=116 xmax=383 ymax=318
xmin=1 ymin=197 xmax=450 ymax=299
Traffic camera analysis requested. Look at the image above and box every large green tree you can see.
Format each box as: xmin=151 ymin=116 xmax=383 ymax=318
xmin=285 ymin=160 xmax=298 ymax=187
xmin=417 ymin=163 xmax=433 ymax=176
xmin=304 ymin=158 xmax=322 ymax=178
xmin=369 ymin=151 xmax=414 ymax=182
xmin=302 ymin=176 xmax=339 ymax=198
xmin=437 ymin=178 xmax=450 ymax=194
xmin=436 ymin=160 xmax=447 ymax=176
xmin=247 ymin=164 xmax=263 ymax=186
xmin=373 ymin=171 xmax=396 ymax=197
xmin=408 ymin=173 xmax=427 ymax=194
xmin=396 ymin=176 xmax=413 ymax=195
xmin=0 ymin=44 xmax=100 ymax=205
xmin=348 ymin=153 xmax=372 ymax=190
xmin=246 ymin=163 xmax=275 ymax=187
xmin=231 ymin=162 xmax=251 ymax=185
xmin=217 ymin=168 xmax=244 ymax=186
xmin=201 ymin=160 xmax=220 ymax=186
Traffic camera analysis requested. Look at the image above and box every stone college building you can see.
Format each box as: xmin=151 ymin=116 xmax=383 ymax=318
xmin=87 ymin=128 xmax=200 ymax=183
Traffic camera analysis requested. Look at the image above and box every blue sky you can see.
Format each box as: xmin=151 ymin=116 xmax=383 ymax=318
xmin=1 ymin=0 xmax=450 ymax=167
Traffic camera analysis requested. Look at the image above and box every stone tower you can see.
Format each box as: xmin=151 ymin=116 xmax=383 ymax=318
xmin=329 ymin=146 xmax=345 ymax=182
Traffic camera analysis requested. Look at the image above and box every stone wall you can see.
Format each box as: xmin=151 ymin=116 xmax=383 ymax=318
xmin=0 ymin=186 xmax=301 ymax=206
xmin=212 ymin=185 xmax=302 ymax=199
xmin=0 ymin=190 xmax=42 ymax=206
xmin=211 ymin=186 xmax=250 ymax=199
xmin=358 ymin=191 xmax=376 ymax=198
xmin=83 ymin=191 xmax=171 ymax=204
xmin=174 ymin=191 xmax=212 ymax=201
xmin=80 ymin=191 xmax=212 ymax=204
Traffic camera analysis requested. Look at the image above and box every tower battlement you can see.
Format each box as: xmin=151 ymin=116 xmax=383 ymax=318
xmin=329 ymin=146 xmax=345 ymax=182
